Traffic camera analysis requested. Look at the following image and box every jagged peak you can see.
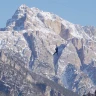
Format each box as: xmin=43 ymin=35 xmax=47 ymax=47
xmin=17 ymin=4 xmax=29 ymax=10
xmin=6 ymin=4 xmax=30 ymax=28
xmin=12 ymin=4 xmax=29 ymax=19
xmin=14 ymin=4 xmax=31 ymax=16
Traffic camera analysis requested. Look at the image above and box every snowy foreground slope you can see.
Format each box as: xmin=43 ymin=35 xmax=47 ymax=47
xmin=0 ymin=4 xmax=96 ymax=96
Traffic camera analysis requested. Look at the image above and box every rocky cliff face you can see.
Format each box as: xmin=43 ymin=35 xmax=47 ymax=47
xmin=0 ymin=4 xmax=96 ymax=96
xmin=0 ymin=50 xmax=78 ymax=96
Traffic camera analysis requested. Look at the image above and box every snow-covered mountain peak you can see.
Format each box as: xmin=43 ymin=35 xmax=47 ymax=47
xmin=0 ymin=4 xmax=96 ymax=95
xmin=5 ymin=5 xmax=62 ymax=33
xmin=3 ymin=4 xmax=96 ymax=41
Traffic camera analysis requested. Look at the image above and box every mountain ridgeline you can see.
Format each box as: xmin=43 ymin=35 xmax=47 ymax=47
xmin=0 ymin=4 xmax=96 ymax=96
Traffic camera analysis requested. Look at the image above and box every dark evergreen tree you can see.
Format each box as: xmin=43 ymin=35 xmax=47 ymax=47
xmin=53 ymin=45 xmax=58 ymax=55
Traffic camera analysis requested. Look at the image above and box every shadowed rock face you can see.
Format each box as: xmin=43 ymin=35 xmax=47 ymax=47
xmin=0 ymin=4 xmax=96 ymax=96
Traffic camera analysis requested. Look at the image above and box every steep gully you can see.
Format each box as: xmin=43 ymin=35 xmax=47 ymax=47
xmin=23 ymin=32 xmax=37 ymax=69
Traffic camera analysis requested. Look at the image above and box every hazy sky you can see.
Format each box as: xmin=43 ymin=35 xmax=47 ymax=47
xmin=0 ymin=0 xmax=96 ymax=27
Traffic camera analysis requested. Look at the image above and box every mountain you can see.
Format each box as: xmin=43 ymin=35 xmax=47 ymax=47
xmin=0 ymin=4 xmax=96 ymax=96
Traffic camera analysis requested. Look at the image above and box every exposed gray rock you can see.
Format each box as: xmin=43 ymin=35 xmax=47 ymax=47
xmin=0 ymin=50 xmax=79 ymax=96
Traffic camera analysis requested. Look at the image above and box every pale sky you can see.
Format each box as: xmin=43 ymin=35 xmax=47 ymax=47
xmin=0 ymin=0 xmax=96 ymax=27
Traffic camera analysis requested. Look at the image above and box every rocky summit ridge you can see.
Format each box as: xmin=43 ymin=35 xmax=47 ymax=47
xmin=0 ymin=4 xmax=96 ymax=96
